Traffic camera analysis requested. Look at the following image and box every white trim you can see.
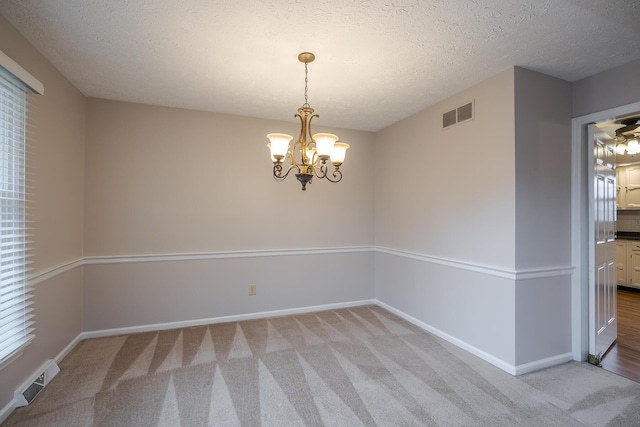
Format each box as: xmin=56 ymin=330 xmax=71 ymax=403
xmin=0 ymin=50 xmax=44 ymax=95
xmin=83 ymin=246 xmax=375 ymax=264
xmin=28 ymin=247 xmax=574 ymax=289
xmin=375 ymin=300 xmax=517 ymax=374
xmin=80 ymin=299 xmax=377 ymax=340
xmin=376 ymin=246 xmax=573 ymax=281
xmin=0 ymin=292 xmax=575 ymax=423
xmin=53 ymin=334 xmax=83 ymax=365
xmin=513 ymin=352 xmax=574 ymax=376
xmin=377 ymin=299 xmax=575 ymax=376
xmin=0 ymin=299 xmax=377 ymax=423
xmin=0 ymin=399 xmax=15 ymax=425
xmin=514 ymin=266 xmax=575 ymax=280
xmin=0 ymin=333 xmax=82 ymax=423
xmin=29 ymin=259 xmax=84 ymax=287
xmin=0 ymin=349 xmax=24 ymax=372
xmin=570 ymin=100 xmax=640 ymax=363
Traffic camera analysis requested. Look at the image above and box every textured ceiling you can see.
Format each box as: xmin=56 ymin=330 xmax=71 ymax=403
xmin=1 ymin=0 xmax=639 ymax=131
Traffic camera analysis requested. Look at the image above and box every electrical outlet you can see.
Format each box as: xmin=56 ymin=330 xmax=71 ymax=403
xmin=248 ymin=284 xmax=256 ymax=296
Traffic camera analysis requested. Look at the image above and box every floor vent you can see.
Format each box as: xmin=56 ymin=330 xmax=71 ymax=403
xmin=443 ymin=100 xmax=474 ymax=128
xmin=14 ymin=360 xmax=60 ymax=407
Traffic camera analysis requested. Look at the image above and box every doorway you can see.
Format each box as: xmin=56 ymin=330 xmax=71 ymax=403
xmin=595 ymin=115 xmax=640 ymax=381
xmin=571 ymin=100 xmax=640 ymax=376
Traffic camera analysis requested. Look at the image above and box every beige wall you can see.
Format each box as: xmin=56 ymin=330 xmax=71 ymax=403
xmin=0 ymin=14 xmax=85 ymax=411
xmin=0 ymin=15 xmax=85 ymax=271
xmin=84 ymin=99 xmax=374 ymax=256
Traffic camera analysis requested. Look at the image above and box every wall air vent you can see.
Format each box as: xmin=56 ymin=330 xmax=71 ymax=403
xmin=443 ymin=109 xmax=457 ymax=128
xmin=443 ymin=100 xmax=474 ymax=129
xmin=14 ymin=360 xmax=60 ymax=407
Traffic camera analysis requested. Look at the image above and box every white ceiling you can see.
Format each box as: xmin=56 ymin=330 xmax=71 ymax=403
xmin=1 ymin=0 xmax=639 ymax=132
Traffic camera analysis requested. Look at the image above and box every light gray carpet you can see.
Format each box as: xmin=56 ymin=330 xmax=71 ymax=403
xmin=4 ymin=305 xmax=640 ymax=426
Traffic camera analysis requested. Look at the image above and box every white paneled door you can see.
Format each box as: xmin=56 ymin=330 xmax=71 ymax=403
xmin=589 ymin=124 xmax=617 ymax=364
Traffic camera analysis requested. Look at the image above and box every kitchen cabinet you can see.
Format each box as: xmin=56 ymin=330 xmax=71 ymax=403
xmin=615 ymin=240 xmax=640 ymax=289
xmin=628 ymin=242 xmax=640 ymax=288
xmin=616 ymin=241 xmax=627 ymax=285
xmin=617 ymin=168 xmax=624 ymax=209
xmin=616 ymin=165 xmax=640 ymax=209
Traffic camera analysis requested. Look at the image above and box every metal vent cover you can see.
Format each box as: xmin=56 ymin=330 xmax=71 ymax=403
xmin=457 ymin=102 xmax=473 ymax=122
xmin=443 ymin=109 xmax=457 ymax=128
xmin=14 ymin=360 xmax=60 ymax=407
xmin=443 ymin=100 xmax=474 ymax=129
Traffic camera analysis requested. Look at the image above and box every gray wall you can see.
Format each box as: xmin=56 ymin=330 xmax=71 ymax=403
xmin=375 ymin=67 xmax=575 ymax=371
xmin=514 ymin=67 xmax=572 ymax=270
xmin=374 ymin=68 xmax=519 ymax=367
xmin=83 ymin=253 xmax=374 ymax=331
xmin=374 ymin=69 xmax=516 ymax=268
xmin=0 ymin=14 xmax=85 ymax=410
xmin=514 ymin=68 xmax=573 ymax=365
xmin=573 ymin=58 xmax=640 ymax=118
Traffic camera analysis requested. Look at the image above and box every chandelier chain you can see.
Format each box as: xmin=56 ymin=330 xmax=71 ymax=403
xmin=303 ymin=61 xmax=310 ymax=108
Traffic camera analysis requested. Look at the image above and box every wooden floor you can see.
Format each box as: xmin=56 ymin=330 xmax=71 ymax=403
xmin=600 ymin=288 xmax=640 ymax=383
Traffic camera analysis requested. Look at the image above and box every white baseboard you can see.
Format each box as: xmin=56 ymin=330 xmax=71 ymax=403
xmin=0 ymin=333 xmax=84 ymax=424
xmin=374 ymin=300 xmax=518 ymax=374
xmin=514 ymin=352 xmax=574 ymax=375
xmin=0 ymin=299 xmax=375 ymax=423
xmin=0 ymin=399 xmax=15 ymax=424
xmin=81 ymin=299 xmax=377 ymax=340
xmin=0 ymin=297 xmax=572 ymax=424
xmin=54 ymin=334 xmax=83 ymax=364
xmin=376 ymin=299 xmax=576 ymax=376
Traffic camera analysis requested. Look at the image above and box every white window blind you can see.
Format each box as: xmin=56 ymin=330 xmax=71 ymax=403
xmin=0 ymin=65 xmax=34 ymax=366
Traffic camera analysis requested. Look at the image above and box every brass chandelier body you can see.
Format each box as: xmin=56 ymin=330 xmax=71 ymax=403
xmin=267 ymin=52 xmax=349 ymax=191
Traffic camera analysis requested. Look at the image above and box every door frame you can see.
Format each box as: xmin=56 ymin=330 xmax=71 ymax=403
xmin=571 ymin=100 xmax=640 ymax=361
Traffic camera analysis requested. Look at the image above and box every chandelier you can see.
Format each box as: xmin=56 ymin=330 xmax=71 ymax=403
xmin=267 ymin=52 xmax=349 ymax=191
xmin=616 ymin=135 xmax=640 ymax=155
xmin=614 ymin=117 xmax=640 ymax=155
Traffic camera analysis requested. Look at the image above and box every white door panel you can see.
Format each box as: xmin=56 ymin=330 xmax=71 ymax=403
xmin=589 ymin=123 xmax=617 ymax=364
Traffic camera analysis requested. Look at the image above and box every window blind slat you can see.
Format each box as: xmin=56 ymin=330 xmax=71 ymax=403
xmin=0 ymin=60 xmax=35 ymax=367
xmin=0 ymin=308 xmax=33 ymax=337
xmin=0 ymin=324 xmax=34 ymax=361
xmin=0 ymin=286 xmax=31 ymax=301
xmin=0 ymin=322 xmax=34 ymax=349
xmin=0 ymin=295 xmax=32 ymax=314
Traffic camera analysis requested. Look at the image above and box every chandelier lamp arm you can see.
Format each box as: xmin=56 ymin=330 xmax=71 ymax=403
xmin=272 ymin=163 xmax=297 ymax=181
xmin=306 ymin=113 xmax=318 ymax=156
xmin=293 ymin=109 xmax=320 ymax=168
xmin=315 ymin=162 xmax=343 ymax=183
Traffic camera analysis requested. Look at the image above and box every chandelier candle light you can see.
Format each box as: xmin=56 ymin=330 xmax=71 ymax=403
xmin=267 ymin=52 xmax=349 ymax=191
